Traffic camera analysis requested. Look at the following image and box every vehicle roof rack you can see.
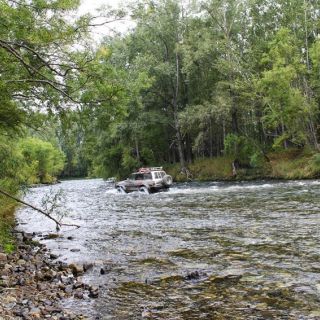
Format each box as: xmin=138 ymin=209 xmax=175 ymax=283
xmin=138 ymin=167 xmax=163 ymax=173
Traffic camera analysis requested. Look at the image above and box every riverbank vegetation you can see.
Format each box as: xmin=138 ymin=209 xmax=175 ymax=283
xmin=1 ymin=0 xmax=320 ymax=247
xmin=168 ymin=148 xmax=320 ymax=182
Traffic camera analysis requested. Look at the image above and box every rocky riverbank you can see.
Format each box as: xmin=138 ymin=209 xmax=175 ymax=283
xmin=0 ymin=231 xmax=99 ymax=320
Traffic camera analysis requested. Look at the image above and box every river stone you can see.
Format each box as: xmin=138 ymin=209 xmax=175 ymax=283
xmin=60 ymin=276 xmax=70 ymax=284
xmin=29 ymin=307 xmax=41 ymax=318
xmin=37 ymin=283 xmax=47 ymax=291
xmin=73 ymin=281 xmax=83 ymax=289
xmin=56 ymin=292 xmax=65 ymax=299
xmin=44 ymin=306 xmax=62 ymax=313
xmin=43 ymin=299 xmax=53 ymax=306
xmin=69 ymin=263 xmax=84 ymax=276
xmin=58 ymin=262 xmax=69 ymax=271
xmin=35 ymin=271 xmax=45 ymax=281
xmin=21 ymin=299 xmax=29 ymax=305
xmin=15 ymin=232 xmax=24 ymax=241
xmin=185 ymin=271 xmax=200 ymax=280
xmin=88 ymin=286 xmax=99 ymax=298
xmin=43 ymin=233 xmax=60 ymax=240
xmin=17 ymin=259 xmax=27 ymax=266
xmin=49 ymin=253 xmax=59 ymax=260
xmin=17 ymin=277 xmax=26 ymax=286
xmin=65 ymin=285 xmax=73 ymax=293
xmin=44 ymin=269 xmax=57 ymax=280
xmin=74 ymin=290 xmax=84 ymax=299
xmin=13 ymin=310 xmax=24 ymax=317
xmin=23 ymin=233 xmax=35 ymax=243
xmin=0 ymin=253 xmax=8 ymax=261
xmin=0 ymin=268 xmax=10 ymax=276
xmin=3 ymin=295 xmax=17 ymax=304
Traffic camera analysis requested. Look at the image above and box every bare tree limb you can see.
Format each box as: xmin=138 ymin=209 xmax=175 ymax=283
xmin=0 ymin=189 xmax=80 ymax=231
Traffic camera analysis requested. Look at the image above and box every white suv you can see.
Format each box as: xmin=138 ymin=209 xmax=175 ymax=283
xmin=115 ymin=167 xmax=173 ymax=194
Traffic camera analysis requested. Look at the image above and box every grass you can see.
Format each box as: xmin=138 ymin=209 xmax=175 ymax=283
xmin=189 ymin=157 xmax=234 ymax=181
xmin=166 ymin=156 xmax=233 ymax=182
xmin=268 ymin=149 xmax=320 ymax=179
xmin=0 ymin=198 xmax=17 ymax=253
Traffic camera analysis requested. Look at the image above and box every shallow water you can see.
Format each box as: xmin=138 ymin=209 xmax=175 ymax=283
xmin=17 ymin=179 xmax=320 ymax=319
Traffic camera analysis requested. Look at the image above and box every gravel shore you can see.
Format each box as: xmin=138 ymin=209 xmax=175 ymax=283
xmin=0 ymin=231 xmax=99 ymax=320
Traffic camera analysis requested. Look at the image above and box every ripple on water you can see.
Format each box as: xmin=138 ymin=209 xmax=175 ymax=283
xmin=16 ymin=179 xmax=320 ymax=319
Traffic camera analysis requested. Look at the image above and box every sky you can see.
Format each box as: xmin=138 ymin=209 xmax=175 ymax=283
xmin=78 ymin=0 xmax=122 ymax=15
xmin=78 ymin=0 xmax=134 ymax=40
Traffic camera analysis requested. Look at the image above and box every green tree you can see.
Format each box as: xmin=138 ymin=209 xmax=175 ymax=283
xmin=257 ymin=28 xmax=318 ymax=149
xmin=19 ymin=137 xmax=65 ymax=183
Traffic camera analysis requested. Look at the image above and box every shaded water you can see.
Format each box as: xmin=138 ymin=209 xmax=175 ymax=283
xmin=17 ymin=179 xmax=320 ymax=319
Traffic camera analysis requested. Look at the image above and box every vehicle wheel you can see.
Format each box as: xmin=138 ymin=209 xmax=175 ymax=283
xmin=162 ymin=175 xmax=173 ymax=187
xmin=139 ymin=186 xmax=150 ymax=194
xmin=116 ymin=186 xmax=126 ymax=194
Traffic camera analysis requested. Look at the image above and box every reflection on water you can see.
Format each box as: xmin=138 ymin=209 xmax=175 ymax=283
xmin=17 ymin=179 xmax=320 ymax=319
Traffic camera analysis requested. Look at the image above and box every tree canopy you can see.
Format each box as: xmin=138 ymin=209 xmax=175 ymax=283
xmin=1 ymin=0 xmax=320 ymax=184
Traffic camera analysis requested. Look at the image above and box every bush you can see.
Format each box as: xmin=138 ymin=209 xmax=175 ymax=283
xmin=249 ymin=151 xmax=265 ymax=169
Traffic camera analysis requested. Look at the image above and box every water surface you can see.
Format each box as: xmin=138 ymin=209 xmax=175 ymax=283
xmin=17 ymin=179 xmax=320 ymax=319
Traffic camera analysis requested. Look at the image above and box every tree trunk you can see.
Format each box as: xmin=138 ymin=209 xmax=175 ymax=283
xmin=173 ymin=51 xmax=187 ymax=173
xmin=231 ymin=94 xmax=239 ymax=134
xmin=186 ymin=134 xmax=193 ymax=163
xmin=303 ymin=0 xmax=310 ymax=71
xmin=135 ymin=135 xmax=140 ymax=163
xmin=209 ymin=119 xmax=213 ymax=158
xmin=281 ymin=119 xmax=288 ymax=149
xmin=308 ymin=117 xmax=320 ymax=151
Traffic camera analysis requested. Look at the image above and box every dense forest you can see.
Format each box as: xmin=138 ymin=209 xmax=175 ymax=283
xmin=1 ymin=0 xmax=320 ymax=196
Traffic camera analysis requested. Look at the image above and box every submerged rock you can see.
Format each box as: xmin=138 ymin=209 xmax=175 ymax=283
xmin=43 ymin=233 xmax=60 ymax=240
xmin=83 ymin=262 xmax=94 ymax=272
xmin=185 ymin=271 xmax=200 ymax=280
xmin=88 ymin=286 xmax=99 ymax=298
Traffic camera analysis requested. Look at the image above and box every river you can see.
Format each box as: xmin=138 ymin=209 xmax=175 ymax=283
xmin=17 ymin=179 xmax=320 ymax=319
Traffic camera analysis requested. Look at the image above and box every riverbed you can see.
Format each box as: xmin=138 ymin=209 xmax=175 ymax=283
xmin=17 ymin=179 xmax=320 ymax=319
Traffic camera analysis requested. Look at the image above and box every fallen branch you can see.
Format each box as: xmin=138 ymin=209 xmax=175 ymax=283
xmin=0 ymin=189 xmax=80 ymax=231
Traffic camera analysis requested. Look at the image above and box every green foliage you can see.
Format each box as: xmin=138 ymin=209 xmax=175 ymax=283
xmin=224 ymin=134 xmax=263 ymax=166
xmin=0 ymin=136 xmax=29 ymax=188
xmin=257 ymin=28 xmax=317 ymax=149
xmin=122 ymin=148 xmax=139 ymax=173
xmin=1 ymin=0 xmax=320 ymax=186
xmin=249 ymin=152 xmax=265 ymax=169
xmin=140 ymin=147 xmax=155 ymax=165
xmin=19 ymin=137 xmax=65 ymax=183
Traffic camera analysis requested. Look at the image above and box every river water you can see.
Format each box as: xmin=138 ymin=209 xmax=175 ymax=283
xmin=17 ymin=179 xmax=320 ymax=319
